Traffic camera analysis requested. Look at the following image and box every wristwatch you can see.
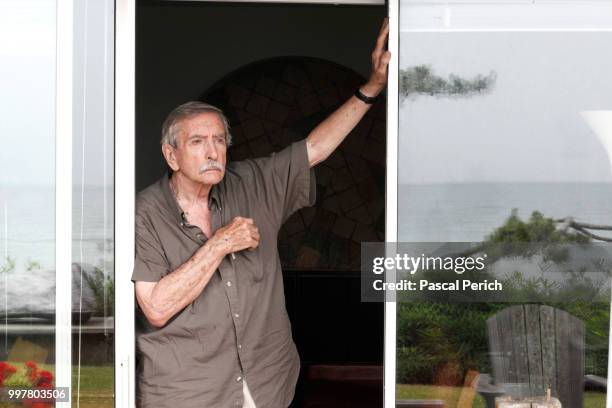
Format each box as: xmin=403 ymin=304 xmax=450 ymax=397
xmin=355 ymin=88 xmax=378 ymax=104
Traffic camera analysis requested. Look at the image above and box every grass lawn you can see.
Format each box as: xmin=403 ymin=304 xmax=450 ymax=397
xmin=396 ymin=384 xmax=607 ymax=408
xmin=71 ymin=365 xmax=114 ymax=408
xmin=584 ymin=391 xmax=607 ymax=408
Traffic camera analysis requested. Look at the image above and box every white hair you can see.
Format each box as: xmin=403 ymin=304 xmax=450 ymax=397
xmin=160 ymin=101 xmax=232 ymax=147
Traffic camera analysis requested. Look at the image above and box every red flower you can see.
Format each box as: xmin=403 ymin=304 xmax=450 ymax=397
xmin=0 ymin=361 xmax=17 ymax=386
xmin=0 ymin=361 xmax=16 ymax=373
xmin=36 ymin=370 xmax=53 ymax=387
xmin=26 ymin=365 xmax=38 ymax=381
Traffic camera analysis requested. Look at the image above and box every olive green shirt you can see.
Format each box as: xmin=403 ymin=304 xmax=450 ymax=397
xmin=131 ymin=139 xmax=316 ymax=408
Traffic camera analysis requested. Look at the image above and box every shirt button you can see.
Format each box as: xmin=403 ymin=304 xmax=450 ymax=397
xmin=234 ymin=313 xmax=240 ymax=318
xmin=236 ymin=376 xmax=242 ymax=382
xmin=226 ymin=281 xmax=232 ymax=287
xmin=238 ymin=344 xmax=242 ymax=349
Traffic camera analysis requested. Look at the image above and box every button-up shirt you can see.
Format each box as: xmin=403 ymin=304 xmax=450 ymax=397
xmin=131 ymin=139 xmax=316 ymax=408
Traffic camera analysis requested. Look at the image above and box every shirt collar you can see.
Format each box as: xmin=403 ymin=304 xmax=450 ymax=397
xmin=161 ymin=172 xmax=221 ymax=225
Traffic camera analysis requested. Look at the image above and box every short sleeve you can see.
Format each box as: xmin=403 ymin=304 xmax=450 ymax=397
xmin=247 ymin=138 xmax=317 ymax=228
xmin=131 ymin=212 xmax=170 ymax=282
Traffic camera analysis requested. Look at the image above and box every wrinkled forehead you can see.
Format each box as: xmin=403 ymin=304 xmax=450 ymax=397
xmin=174 ymin=112 xmax=226 ymax=142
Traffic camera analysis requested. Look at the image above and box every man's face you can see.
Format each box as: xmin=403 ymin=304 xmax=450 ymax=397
xmin=164 ymin=112 xmax=228 ymax=186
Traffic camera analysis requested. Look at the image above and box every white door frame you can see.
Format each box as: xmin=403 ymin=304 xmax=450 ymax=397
xmin=113 ymin=1 xmax=394 ymax=407
xmin=385 ymin=0 xmax=399 ymax=407
xmin=115 ymin=1 xmax=136 ymax=407
xmin=56 ymin=0 xmax=74 ymax=405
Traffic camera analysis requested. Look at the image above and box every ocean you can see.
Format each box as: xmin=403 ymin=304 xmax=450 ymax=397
xmin=1 ymin=182 xmax=611 ymax=272
xmin=398 ymin=182 xmax=612 ymax=242
xmin=0 ymin=185 xmax=114 ymax=274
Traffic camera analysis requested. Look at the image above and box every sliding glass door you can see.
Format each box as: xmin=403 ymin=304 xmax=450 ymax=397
xmin=392 ymin=1 xmax=612 ymax=407
xmin=0 ymin=1 xmax=115 ymax=406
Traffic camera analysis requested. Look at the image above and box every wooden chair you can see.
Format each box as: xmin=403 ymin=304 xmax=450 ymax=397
xmin=484 ymin=305 xmax=585 ymax=408
xmin=457 ymin=370 xmax=480 ymax=408
xmin=396 ymin=400 xmax=445 ymax=408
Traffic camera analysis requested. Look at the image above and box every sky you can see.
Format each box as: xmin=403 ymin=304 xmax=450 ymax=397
xmin=398 ymin=3 xmax=612 ymax=184
xmin=0 ymin=0 xmax=113 ymax=187
xmin=0 ymin=1 xmax=56 ymax=187
xmin=1 ymin=1 xmax=611 ymax=186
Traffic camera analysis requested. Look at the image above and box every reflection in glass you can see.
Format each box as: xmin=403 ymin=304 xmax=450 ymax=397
xmin=396 ymin=3 xmax=612 ymax=407
xmin=0 ymin=0 xmax=59 ymax=397
xmin=0 ymin=0 xmax=115 ymax=405
xmin=582 ymin=111 xmax=612 ymax=174
xmin=71 ymin=0 xmax=115 ymax=406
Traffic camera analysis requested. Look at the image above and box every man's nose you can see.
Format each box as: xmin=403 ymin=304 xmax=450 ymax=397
xmin=204 ymin=139 xmax=218 ymax=160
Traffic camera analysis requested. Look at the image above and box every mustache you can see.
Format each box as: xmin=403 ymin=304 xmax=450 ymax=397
xmin=198 ymin=160 xmax=225 ymax=174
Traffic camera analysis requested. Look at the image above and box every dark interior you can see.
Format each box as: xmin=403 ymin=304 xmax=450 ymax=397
xmin=137 ymin=1 xmax=386 ymax=406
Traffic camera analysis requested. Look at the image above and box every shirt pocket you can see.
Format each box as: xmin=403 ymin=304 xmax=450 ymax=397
xmin=234 ymin=246 xmax=269 ymax=282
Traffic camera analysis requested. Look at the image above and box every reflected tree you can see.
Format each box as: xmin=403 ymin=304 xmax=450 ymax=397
xmin=396 ymin=210 xmax=611 ymax=386
xmin=400 ymin=65 xmax=497 ymax=98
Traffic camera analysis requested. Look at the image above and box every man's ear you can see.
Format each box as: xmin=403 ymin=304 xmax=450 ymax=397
xmin=162 ymin=143 xmax=180 ymax=172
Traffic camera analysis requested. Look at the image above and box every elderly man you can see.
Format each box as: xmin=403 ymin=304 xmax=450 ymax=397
xmin=131 ymin=19 xmax=390 ymax=408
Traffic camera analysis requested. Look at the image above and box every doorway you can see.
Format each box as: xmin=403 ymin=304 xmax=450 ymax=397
xmin=135 ymin=1 xmax=387 ymax=407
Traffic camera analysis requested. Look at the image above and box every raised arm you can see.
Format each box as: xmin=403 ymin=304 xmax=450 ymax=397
xmin=306 ymin=18 xmax=390 ymax=167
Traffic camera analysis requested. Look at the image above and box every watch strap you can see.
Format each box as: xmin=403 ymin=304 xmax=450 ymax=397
xmin=355 ymin=88 xmax=377 ymax=104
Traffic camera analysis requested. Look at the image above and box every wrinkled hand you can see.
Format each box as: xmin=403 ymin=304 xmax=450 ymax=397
xmin=213 ymin=216 xmax=260 ymax=255
xmin=362 ymin=18 xmax=391 ymax=98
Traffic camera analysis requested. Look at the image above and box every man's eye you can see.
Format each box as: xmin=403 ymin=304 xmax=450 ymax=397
xmin=191 ymin=139 xmax=202 ymax=145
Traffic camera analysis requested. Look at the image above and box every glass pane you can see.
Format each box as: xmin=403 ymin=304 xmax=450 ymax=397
xmin=72 ymin=0 xmax=115 ymax=406
xmin=0 ymin=2 xmax=62 ymax=406
xmin=396 ymin=2 xmax=612 ymax=407
xmin=0 ymin=0 xmax=58 ymax=399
